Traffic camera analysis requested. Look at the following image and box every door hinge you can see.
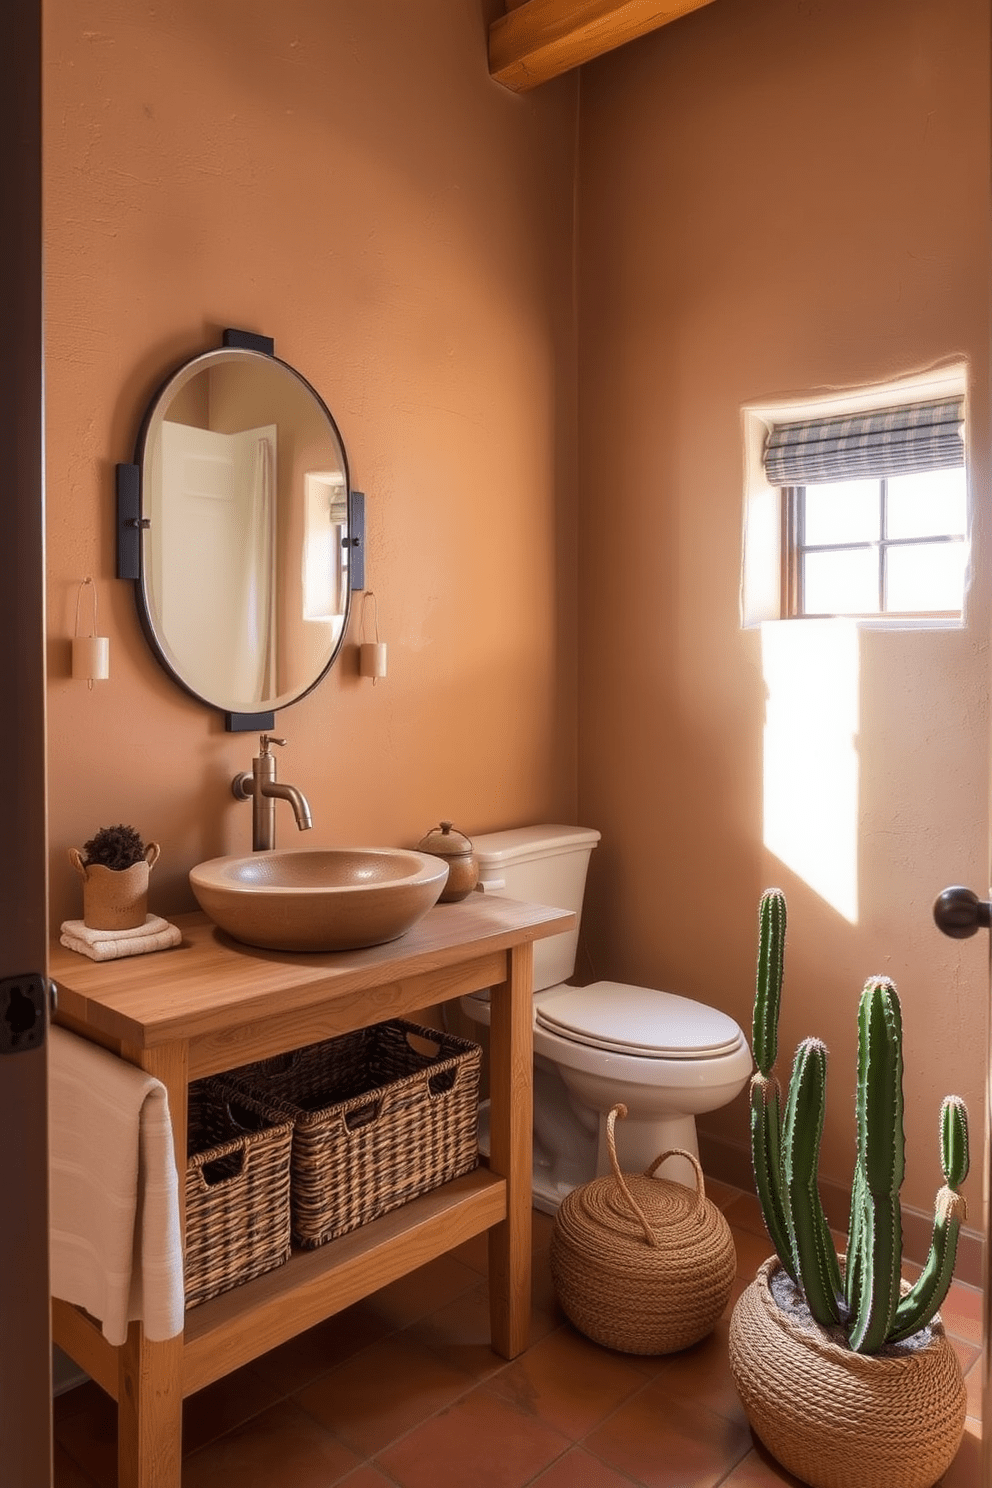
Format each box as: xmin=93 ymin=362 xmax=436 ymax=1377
xmin=0 ymin=973 xmax=51 ymax=1054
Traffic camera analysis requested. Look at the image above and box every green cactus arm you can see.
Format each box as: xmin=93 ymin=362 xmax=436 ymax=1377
xmin=848 ymin=1192 xmax=903 ymax=1353
xmin=941 ymin=1095 xmax=970 ymax=1189
xmin=782 ymin=1038 xmax=842 ymax=1326
xmin=750 ymin=1072 xmax=796 ymax=1282
xmin=847 ymin=979 xmax=905 ymax=1354
xmin=889 ymin=1098 xmax=970 ymax=1342
xmin=845 ymin=1161 xmax=866 ymax=1314
xmin=857 ymin=980 xmax=905 ymax=1195
xmin=753 ymin=890 xmax=786 ymax=1076
xmin=889 ymin=1187 xmax=966 ymax=1341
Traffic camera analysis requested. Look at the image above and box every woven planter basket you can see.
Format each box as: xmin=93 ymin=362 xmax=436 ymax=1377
xmin=69 ymin=842 xmax=160 ymax=930
xmin=549 ymin=1104 xmax=736 ymax=1355
xmin=729 ymin=1256 xmax=966 ymax=1488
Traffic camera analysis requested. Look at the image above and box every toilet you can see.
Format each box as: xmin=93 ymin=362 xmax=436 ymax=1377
xmin=460 ymin=824 xmax=752 ymax=1212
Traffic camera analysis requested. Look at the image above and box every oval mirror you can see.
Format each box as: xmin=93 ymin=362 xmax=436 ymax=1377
xmin=119 ymin=333 xmax=357 ymax=727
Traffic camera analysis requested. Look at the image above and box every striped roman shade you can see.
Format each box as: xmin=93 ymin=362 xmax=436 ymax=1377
xmin=763 ymin=398 xmax=964 ymax=486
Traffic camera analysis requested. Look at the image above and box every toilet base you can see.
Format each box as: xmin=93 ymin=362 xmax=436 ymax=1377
xmin=475 ymin=1057 xmax=702 ymax=1212
xmin=476 ymin=1098 xmax=588 ymax=1214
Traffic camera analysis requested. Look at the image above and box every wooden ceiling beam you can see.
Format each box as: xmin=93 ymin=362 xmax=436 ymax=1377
xmin=489 ymin=0 xmax=717 ymax=93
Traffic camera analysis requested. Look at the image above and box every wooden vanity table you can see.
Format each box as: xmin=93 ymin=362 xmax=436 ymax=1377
xmin=50 ymin=894 xmax=571 ymax=1488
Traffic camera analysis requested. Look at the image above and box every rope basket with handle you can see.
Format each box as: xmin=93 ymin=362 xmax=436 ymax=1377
xmin=549 ymin=1104 xmax=736 ymax=1354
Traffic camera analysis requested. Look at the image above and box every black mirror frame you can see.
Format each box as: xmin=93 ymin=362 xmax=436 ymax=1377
xmin=116 ymin=328 xmax=364 ymax=731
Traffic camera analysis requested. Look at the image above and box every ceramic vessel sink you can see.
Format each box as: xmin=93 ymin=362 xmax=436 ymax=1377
xmin=189 ymin=847 xmax=450 ymax=953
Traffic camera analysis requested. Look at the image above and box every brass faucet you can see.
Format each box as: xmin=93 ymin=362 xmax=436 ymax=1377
xmin=232 ymin=735 xmax=314 ymax=852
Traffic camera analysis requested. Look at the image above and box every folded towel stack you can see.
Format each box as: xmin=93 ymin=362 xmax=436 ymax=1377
xmin=60 ymin=913 xmax=182 ymax=962
xmin=49 ymin=1025 xmax=184 ymax=1344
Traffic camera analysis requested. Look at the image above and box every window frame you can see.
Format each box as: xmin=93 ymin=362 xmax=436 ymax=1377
xmin=781 ymin=474 xmax=966 ymax=621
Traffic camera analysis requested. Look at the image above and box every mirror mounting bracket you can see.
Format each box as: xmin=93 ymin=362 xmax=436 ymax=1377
xmin=116 ymin=462 xmax=143 ymax=581
xmin=226 ymin=709 xmax=277 ymax=733
xmin=222 ymin=327 xmax=275 ymax=356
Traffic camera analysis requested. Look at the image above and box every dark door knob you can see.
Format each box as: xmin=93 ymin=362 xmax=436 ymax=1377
xmin=933 ymin=886 xmax=992 ymax=939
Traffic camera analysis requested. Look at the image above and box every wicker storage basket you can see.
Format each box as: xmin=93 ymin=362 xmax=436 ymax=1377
xmin=550 ymin=1104 xmax=736 ymax=1354
xmin=221 ymin=1020 xmax=481 ymax=1248
xmin=729 ymin=1256 xmax=966 ymax=1488
xmin=184 ymin=1078 xmax=294 ymax=1309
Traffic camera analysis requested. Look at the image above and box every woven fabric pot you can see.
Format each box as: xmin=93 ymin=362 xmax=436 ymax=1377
xmin=69 ymin=842 xmax=160 ymax=930
xmin=549 ymin=1105 xmax=736 ymax=1355
xmin=729 ymin=1256 xmax=966 ymax=1488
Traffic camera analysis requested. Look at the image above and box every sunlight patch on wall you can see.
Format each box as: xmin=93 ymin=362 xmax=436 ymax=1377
xmin=762 ymin=620 xmax=860 ymax=923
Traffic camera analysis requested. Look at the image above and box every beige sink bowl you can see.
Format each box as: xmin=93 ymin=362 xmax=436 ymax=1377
xmin=189 ymin=847 xmax=450 ymax=953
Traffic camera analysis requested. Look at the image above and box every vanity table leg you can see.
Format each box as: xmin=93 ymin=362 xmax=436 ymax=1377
xmin=117 ymin=1327 xmax=183 ymax=1488
xmin=116 ymin=1040 xmax=188 ymax=1488
xmin=486 ymin=941 xmax=533 ymax=1359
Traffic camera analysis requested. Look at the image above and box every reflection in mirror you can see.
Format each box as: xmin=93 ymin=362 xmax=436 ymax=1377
xmin=132 ymin=343 xmax=352 ymax=721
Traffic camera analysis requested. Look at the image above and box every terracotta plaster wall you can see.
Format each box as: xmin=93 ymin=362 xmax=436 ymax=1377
xmin=576 ymin=0 xmax=991 ymax=1218
xmin=44 ymin=1 xmax=579 ymax=928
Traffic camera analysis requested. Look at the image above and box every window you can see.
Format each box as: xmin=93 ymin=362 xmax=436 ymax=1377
xmin=764 ymin=399 xmax=967 ymax=620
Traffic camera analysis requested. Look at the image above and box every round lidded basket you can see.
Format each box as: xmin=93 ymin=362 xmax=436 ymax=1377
xmin=550 ymin=1104 xmax=736 ymax=1355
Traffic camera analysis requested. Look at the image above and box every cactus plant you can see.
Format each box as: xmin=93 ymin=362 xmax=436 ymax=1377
xmin=749 ymin=888 xmax=969 ymax=1354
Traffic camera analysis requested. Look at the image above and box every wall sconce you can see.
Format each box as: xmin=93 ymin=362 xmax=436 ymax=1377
xmin=359 ymin=591 xmax=387 ymax=684
xmin=72 ymin=577 xmax=110 ymax=688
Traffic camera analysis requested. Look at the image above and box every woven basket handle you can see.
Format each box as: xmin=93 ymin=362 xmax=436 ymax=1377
xmin=606 ymin=1104 xmax=707 ymax=1247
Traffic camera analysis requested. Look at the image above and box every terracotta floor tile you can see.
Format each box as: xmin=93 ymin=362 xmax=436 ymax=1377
xmin=952 ymin=1338 xmax=984 ymax=1422
xmin=585 ymin=1376 xmax=752 ymax=1488
xmin=54 ymin=1381 xmax=105 ymax=1429
xmin=53 ymin=1383 xmax=118 ymax=1488
xmin=940 ymin=1419 xmax=983 ymax=1488
xmin=335 ymin=1468 xmax=401 ymax=1487
xmin=532 ymin=1209 xmax=557 ymax=1253
xmin=939 ymin=1280 xmax=984 ymax=1346
xmin=730 ymin=1225 xmax=776 ymax=1282
xmin=407 ymin=1278 xmax=506 ymax=1381
xmin=448 ymin=1228 xmax=490 ymax=1274
xmin=361 ymin=1252 xmax=481 ymax=1330
xmin=54 ymin=1442 xmax=100 ymax=1488
xmin=530 ymin=1445 xmax=643 ymax=1486
xmin=295 ymin=1329 xmax=472 ymax=1456
xmin=484 ymin=1322 xmax=647 ymax=1439
xmin=409 ymin=1276 xmax=557 ymax=1382
xmin=649 ymin=1315 xmax=748 ymax=1426
xmin=719 ymin=1441 xmax=805 ymax=1485
xmin=532 ymin=1243 xmax=567 ymax=1318
xmin=181 ymin=1362 xmax=283 ymax=1455
xmin=248 ymin=1302 xmax=393 ymax=1396
xmin=375 ymin=1385 xmax=572 ymax=1488
xmin=700 ymin=1178 xmax=743 ymax=1212
xmin=180 ymin=1398 xmax=361 ymax=1488
xmin=722 ymin=1192 xmax=769 ymax=1238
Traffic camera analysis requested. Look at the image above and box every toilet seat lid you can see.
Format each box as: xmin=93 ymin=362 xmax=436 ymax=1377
xmin=535 ymin=982 xmax=745 ymax=1059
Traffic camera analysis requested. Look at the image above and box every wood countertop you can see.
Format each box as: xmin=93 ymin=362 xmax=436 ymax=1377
xmin=50 ymin=897 xmax=573 ymax=1058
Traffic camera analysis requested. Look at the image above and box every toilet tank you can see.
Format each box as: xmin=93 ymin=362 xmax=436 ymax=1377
xmin=471 ymin=824 xmax=600 ymax=992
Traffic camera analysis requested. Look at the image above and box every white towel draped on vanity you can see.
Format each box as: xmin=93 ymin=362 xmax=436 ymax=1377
xmin=49 ymin=1025 xmax=184 ymax=1345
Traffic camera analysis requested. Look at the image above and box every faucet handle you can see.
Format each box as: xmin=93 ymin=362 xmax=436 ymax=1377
xmin=259 ymin=734 xmax=287 ymax=755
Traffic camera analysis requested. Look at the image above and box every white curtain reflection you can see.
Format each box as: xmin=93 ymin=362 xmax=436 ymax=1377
xmin=241 ymin=434 xmax=277 ymax=700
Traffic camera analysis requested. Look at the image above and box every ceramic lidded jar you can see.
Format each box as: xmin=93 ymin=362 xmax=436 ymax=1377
xmin=416 ymin=821 xmax=479 ymax=903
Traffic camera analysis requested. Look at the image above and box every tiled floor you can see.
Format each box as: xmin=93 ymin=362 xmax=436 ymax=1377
xmin=53 ymin=1182 xmax=984 ymax=1488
